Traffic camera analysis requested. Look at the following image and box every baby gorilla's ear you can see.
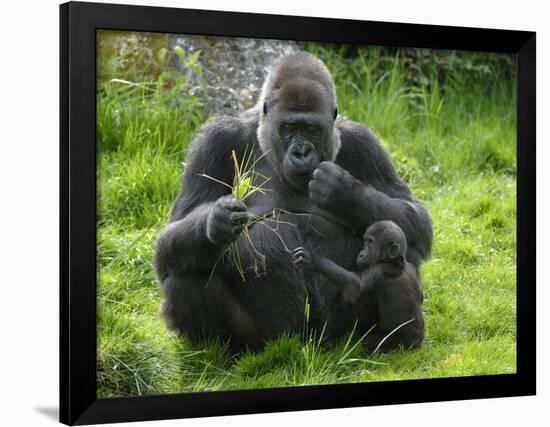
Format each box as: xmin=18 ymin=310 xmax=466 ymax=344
xmin=387 ymin=242 xmax=400 ymax=259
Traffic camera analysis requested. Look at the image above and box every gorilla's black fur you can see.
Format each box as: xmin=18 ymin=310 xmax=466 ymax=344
xmin=154 ymin=52 xmax=432 ymax=351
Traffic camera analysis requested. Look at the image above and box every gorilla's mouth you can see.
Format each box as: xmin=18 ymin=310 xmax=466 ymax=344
xmin=356 ymin=259 xmax=369 ymax=270
xmin=291 ymin=168 xmax=316 ymax=185
xmin=295 ymin=170 xmax=313 ymax=178
xmin=284 ymin=159 xmax=317 ymax=177
xmin=282 ymin=167 xmax=315 ymax=193
xmin=282 ymin=153 xmax=319 ymax=191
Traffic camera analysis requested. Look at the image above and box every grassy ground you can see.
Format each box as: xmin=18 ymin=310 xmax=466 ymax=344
xmin=96 ymin=41 xmax=516 ymax=398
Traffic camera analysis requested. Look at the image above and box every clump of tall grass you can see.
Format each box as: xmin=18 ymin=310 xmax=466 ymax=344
xmin=97 ymin=38 xmax=206 ymax=156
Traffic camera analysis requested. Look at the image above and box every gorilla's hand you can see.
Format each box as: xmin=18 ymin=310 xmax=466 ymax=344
xmin=206 ymin=195 xmax=250 ymax=246
xmin=293 ymin=247 xmax=318 ymax=271
xmin=309 ymin=161 xmax=362 ymax=213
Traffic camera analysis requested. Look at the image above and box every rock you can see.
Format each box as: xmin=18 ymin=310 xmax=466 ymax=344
xmin=170 ymin=35 xmax=300 ymax=115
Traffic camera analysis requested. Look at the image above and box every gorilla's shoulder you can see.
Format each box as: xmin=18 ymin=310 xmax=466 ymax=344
xmin=335 ymin=119 xmax=390 ymax=168
xmin=194 ymin=115 xmax=256 ymax=147
xmin=185 ymin=114 xmax=259 ymax=168
xmin=336 ymin=119 xmax=382 ymax=151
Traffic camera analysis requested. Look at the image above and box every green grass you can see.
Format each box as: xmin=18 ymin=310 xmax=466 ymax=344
xmin=96 ymin=40 xmax=516 ymax=398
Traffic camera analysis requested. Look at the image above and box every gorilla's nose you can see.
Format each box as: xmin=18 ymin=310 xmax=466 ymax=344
xmin=357 ymin=251 xmax=367 ymax=261
xmin=289 ymin=143 xmax=315 ymax=168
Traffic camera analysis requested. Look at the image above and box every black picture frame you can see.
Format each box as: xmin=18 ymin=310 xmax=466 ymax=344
xmin=60 ymin=1 xmax=536 ymax=425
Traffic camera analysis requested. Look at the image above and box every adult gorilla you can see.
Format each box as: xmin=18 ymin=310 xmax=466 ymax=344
xmin=154 ymin=52 xmax=432 ymax=351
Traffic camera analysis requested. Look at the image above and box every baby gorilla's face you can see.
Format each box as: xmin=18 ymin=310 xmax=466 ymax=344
xmin=356 ymin=221 xmax=407 ymax=270
xmin=355 ymin=232 xmax=378 ymax=270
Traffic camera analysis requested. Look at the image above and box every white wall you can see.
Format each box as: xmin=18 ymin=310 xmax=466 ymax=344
xmin=0 ymin=0 xmax=546 ymax=426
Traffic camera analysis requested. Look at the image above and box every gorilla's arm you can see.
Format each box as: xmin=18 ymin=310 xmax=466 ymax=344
xmin=154 ymin=117 xmax=249 ymax=278
xmin=310 ymin=121 xmax=433 ymax=267
xmin=293 ymin=247 xmax=386 ymax=303
xmin=315 ymin=260 xmax=390 ymax=303
xmin=293 ymin=247 xmax=363 ymax=292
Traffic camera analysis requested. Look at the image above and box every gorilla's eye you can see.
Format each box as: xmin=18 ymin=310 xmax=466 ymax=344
xmin=367 ymin=237 xmax=374 ymax=247
xmin=303 ymin=124 xmax=320 ymax=138
xmin=282 ymin=123 xmax=294 ymax=133
xmin=263 ymin=102 xmax=268 ymax=116
xmin=333 ymin=107 xmax=338 ymax=121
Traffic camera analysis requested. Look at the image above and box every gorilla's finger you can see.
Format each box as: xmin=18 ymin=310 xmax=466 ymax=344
xmin=315 ymin=185 xmax=330 ymax=197
xmin=319 ymin=161 xmax=341 ymax=176
xmin=223 ymin=197 xmax=247 ymax=212
xmin=312 ymin=168 xmax=327 ymax=180
xmin=309 ymin=187 xmax=328 ymax=204
xmin=318 ymin=161 xmax=335 ymax=171
xmin=308 ymin=180 xmax=321 ymax=193
xmin=218 ymin=222 xmax=236 ymax=237
xmin=230 ymin=211 xmax=251 ymax=224
xmin=293 ymin=247 xmax=305 ymax=253
xmin=293 ymin=249 xmax=306 ymax=257
xmin=232 ymin=225 xmax=244 ymax=236
xmin=309 ymin=191 xmax=320 ymax=204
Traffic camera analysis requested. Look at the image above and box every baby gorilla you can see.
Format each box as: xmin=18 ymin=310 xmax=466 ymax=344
xmin=293 ymin=220 xmax=424 ymax=352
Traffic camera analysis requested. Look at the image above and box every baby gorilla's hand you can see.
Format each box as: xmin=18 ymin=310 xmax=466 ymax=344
xmin=293 ymin=247 xmax=317 ymax=270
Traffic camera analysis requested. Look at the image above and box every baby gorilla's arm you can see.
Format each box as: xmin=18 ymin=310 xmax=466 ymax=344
xmin=315 ymin=257 xmax=364 ymax=299
xmin=319 ymin=261 xmax=387 ymax=303
xmin=293 ymin=247 xmax=364 ymax=303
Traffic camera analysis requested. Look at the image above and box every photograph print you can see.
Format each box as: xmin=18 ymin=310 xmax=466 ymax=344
xmin=96 ymin=30 xmax=517 ymax=398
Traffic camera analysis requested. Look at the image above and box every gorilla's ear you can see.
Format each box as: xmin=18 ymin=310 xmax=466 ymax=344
xmin=333 ymin=107 xmax=338 ymax=121
xmin=387 ymin=242 xmax=400 ymax=259
xmin=263 ymin=102 xmax=268 ymax=116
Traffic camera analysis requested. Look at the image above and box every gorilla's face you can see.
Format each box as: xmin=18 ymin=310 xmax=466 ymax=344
xmin=356 ymin=221 xmax=407 ymax=270
xmin=277 ymin=107 xmax=331 ymax=187
xmin=259 ymin=77 xmax=340 ymax=193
